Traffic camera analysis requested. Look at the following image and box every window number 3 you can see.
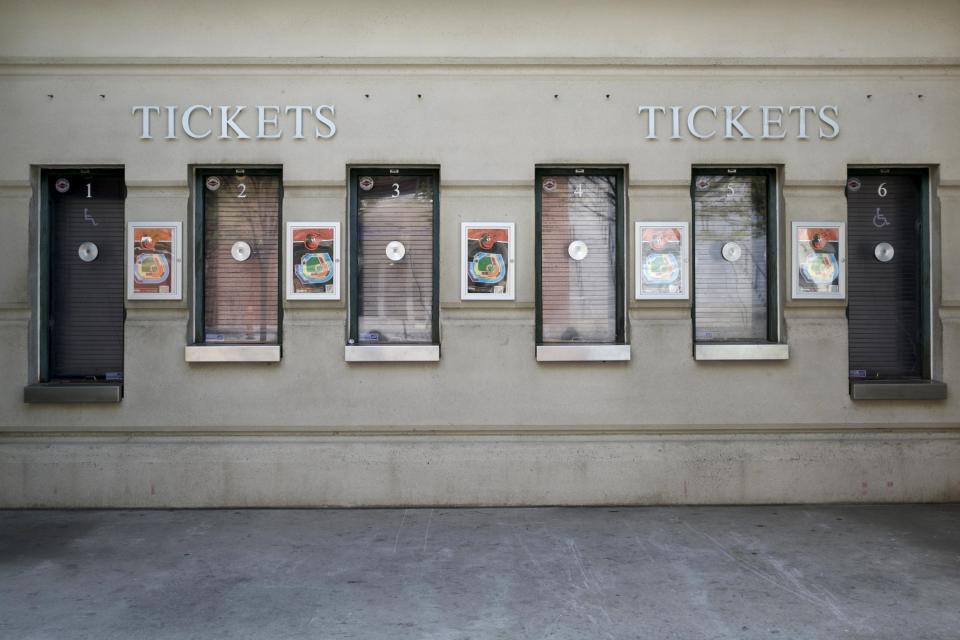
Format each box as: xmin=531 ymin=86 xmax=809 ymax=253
xmin=237 ymin=183 xmax=247 ymax=199
xmin=878 ymin=182 xmax=887 ymax=198
xmin=391 ymin=183 xmax=400 ymax=198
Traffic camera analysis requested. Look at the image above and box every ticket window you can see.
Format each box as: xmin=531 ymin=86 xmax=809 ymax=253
xmin=24 ymin=169 xmax=126 ymax=403
xmin=186 ymin=169 xmax=282 ymax=362
xmin=691 ymin=168 xmax=786 ymax=360
xmin=346 ymin=168 xmax=440 ymax=362
xmin=535 ymin=167 xmax=628 ymax=362
xmin=846 ymin=169 xmax=945 ymax=399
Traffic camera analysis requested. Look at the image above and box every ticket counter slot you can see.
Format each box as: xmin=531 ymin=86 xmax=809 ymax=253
xmin=846 ymin=169 xmax=946 ymax=400
xmin=24 ymin=168 xmax=125 ymax=403
xmin=188 ymin=169 xmax=282 ymax=363
xmin=347 ymin=168 xmax=440 ymax=362
xmin=691 ymin=167 xmax=785 ymax=361
xmin=535 ymin=167 xmax=627 ymax=362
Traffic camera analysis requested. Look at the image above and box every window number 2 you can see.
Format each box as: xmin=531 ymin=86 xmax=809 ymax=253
xmin=85 ymin=183 xmax=92 ymax=199
xmin=878 ymin=182 xmax=887 ymax=198
xmin=391 ymin=183 xmax=400 ymax=198
xmin=237 ymin=183 xmax=247 ymax=199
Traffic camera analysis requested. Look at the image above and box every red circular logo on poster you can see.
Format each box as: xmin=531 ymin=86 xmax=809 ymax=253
xmin=140 ymin=234 xmax=155 ymax=250
xmin=304 ymin=233 xmax=321 ymax=250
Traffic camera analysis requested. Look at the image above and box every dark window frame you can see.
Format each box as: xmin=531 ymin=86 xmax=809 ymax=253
xmin=847 ymin=166 xmax=933 ymax=381
xmin=191 ymin=166 xmax=284 ymax=346
xmin=347 ymin=166 xmax=441 ymax=346
xmin=35 ymin=166 xmax=127 ymax=383
xmin=690 ymin=166 xmax=781 ymax=345
xmin=534 ymin=166 xmax=627 ymax=345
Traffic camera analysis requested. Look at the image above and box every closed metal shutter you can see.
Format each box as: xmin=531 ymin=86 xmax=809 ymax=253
xmin=694 ymin=172 xmax=771 ymax=342
xmin=847 ymin=173 xmax=922 ymax=379
xmin=48 ymin=170 xmax=125 ymax=380
xmin=538 ymin=172 xmax=620 ymax=344
xmin=202 ymin=173 xmax=280 ymax=344
xmin=355 ymin=173 xmax=436 ymax=344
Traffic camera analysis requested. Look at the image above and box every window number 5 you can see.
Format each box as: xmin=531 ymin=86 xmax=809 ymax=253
xmin=237 ymin=183 xmax=247 ymax=199
xmin=878 ymin=182 xmax=887 ymax=198
xmin=391 ymin=183 xmax=400 ymax=198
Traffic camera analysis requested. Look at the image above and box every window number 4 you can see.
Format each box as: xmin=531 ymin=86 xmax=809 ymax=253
xmin=574 ymin=183 xmax=583 ymax=198
xmin=878 ymin=182 xmax=887 ymax=198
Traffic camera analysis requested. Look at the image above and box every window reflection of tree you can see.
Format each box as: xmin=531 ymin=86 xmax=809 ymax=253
xmin=545 ymin=175 xmax=617 ymax=343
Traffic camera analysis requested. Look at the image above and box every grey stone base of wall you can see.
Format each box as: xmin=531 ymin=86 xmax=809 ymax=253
xmin=1 ymin=432 xmax=959 ymax=507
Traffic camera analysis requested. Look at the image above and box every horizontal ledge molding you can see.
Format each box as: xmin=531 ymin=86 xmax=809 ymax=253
xmin=345 ymin=344 xmax=439 ymax=362
xmin=850 ymin=381 xmax=948 ymax=401
xmin=3 ymin=427 xmax=960 ymax=440
xmin=23 ymin=382 xmax=121 ymax=404
xmin=184 ymin=345 xmax=281 ymax=363
xmin=695 ymin=343 xmax=790 ymax=361
xmin=536 ymin=344 xmax=631 ymax=362
xmin=2 ymin=56 xmax=959 ymax=68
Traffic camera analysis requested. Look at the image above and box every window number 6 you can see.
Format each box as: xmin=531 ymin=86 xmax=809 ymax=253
xmin=237 ymin=183 xmax=247 ymax=199
xmin=391 ymin=183 xmax=400 ymax=198
xmin=878 ymin=182 xmax=887 ymax=198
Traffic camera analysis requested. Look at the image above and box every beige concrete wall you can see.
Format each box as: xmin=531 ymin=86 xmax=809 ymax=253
xmin=0 ymin=1 xmax=958 ymax=505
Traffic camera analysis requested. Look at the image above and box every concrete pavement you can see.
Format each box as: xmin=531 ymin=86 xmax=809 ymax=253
xmin=1 ymin=505 xmax=959 ymax=639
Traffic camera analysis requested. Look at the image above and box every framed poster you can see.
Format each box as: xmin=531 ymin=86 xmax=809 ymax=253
xmin=127 ymin=221 xmax=182 ymax=300
xmin=286 ymin=222 xmax=340 ymax=300
xmin=635 ymin=222 xmax=689 ymax=299
xmin=461 ymin=222 xmax=515 ymax=300
xmin=792 ymin=222 xmax=845 ymax=299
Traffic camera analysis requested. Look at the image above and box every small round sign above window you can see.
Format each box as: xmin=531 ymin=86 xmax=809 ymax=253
xmin=696 ymin=176 xmax=711 ymax=190
xmin=847 ymin=178 xmax=862 ymax=192
xmin=205 ymin=176 xmax=221 ymax=191
xmin=55 ymin=178 xmax=70 ymax=193
xmin=542 ymin=178 xmax=557 ymax=193
xmin=359 ymin=176 xmax=375 ymax=191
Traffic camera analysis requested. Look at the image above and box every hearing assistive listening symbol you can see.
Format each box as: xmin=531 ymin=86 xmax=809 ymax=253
xmin=872 ymin=208 xmax=890 ymax=229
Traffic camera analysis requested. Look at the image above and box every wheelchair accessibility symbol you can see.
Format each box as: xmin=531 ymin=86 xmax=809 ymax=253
xmin=873 ymin=208 xmax=890 ymax=229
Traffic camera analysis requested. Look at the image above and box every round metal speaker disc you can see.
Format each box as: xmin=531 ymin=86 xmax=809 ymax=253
xmin=874 ymin=242 xmax=895 ymax=263
xmin=78 ymin=242 xmax=98 ymax=262
xmin=385 ymin=241 xmax=406 ymax=262
xmin=721 ymin=242 xmax=742 ymax=262
xmin=231 ymin=241 xmax=252 ymax=262
xmin=567 ymin=240 xmax=589 ymax=261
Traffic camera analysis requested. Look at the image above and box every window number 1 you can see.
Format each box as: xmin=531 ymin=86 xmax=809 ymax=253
xmin=878 ymin=182 xmax=887 ymax=198
xmin=391 ymin=183 xmax=400 ymax=198
xmin=237 ymin=183 xmax=247 ymax=199
xmin=85 ymin=183 xmax=92 ymax=199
